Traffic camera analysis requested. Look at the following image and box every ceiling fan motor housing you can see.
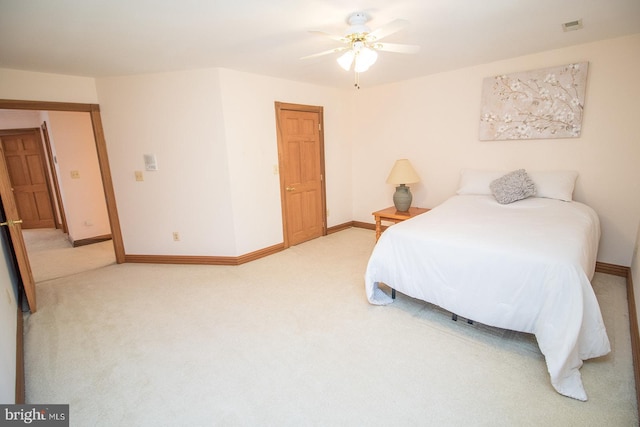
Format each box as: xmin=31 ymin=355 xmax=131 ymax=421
xmin=346 ymin=12 xmax=371 ymax=36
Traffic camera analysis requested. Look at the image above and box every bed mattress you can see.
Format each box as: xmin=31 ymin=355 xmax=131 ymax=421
xmin=364 ymin=195 xmax=610 ymax=400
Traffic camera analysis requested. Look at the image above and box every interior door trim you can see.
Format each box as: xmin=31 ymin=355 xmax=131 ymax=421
xmin=0 ymin=99 xmax=125 ymax=263
xmin=41 ymin=121 xmax=68 ymax=232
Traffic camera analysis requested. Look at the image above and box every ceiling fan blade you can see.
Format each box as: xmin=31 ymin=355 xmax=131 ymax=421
xmin=300 ymin=46 xmax=348 ymax=60
xmin=308 ymin=30 xmax=349 ymax=43
xmin=366 ymin=19 xmax=409 ymax=41
xmin=372 ymin=42 xmax=420 ymax=54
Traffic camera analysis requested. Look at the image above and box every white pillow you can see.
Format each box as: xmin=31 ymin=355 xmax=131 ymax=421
xmin=456 ymin=169 xmax=506 ymax=195
xmin=527 ymin=170 xmax=578 ymax=201
xmin=457 ymin=169 xmax=578 ymax=201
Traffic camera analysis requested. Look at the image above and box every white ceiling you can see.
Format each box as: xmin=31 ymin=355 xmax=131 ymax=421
xmin=1 ymin=0 xmax=639 ymax=89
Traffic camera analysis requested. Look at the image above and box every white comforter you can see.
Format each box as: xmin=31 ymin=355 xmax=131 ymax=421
xmin=365 ymin=195 xmax=610 ymax=401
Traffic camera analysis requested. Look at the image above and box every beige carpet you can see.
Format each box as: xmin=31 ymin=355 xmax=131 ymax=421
xmin=22 ymin=228 xmax=116 ymax=283
xmin=23 ymin=228 xmax=637 ymax=426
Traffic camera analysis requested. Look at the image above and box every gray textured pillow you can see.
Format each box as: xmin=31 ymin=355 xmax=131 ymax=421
xmin=490 ymin=169 xmax=536 ymax=204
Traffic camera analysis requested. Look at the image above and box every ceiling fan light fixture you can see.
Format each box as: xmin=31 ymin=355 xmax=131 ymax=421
xmin=304 ymin=11 xmax=417 ymax=87
xmin=354 ymin=47 xmax=378 ymax=72
xmin=337 ymin=50 xmax=355 ymax=71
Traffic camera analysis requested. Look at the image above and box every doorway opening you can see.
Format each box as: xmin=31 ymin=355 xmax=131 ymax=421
xmin=0 ymin=99 xmax=124 ymax=312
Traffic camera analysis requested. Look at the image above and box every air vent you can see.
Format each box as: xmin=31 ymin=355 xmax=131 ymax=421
xmin=562 ymin=19 xmax=583 ymax=32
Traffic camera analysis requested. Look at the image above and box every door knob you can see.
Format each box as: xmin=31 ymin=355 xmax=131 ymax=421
xmin=0 ymin=219 xmax=23 ymax=227
xmin=286 ymin=187 xmax=296 ymax=191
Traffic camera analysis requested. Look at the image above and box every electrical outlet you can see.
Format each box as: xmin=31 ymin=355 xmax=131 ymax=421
xmin=135 ymin=171 xmax=144 ymax=181
xmin=70 ymin=170 xmax=80 ymax=179
xmin=172 ymin=232 xmax=180 ymax=241
xmin=326 ymin=209 xmax=330 ymax=217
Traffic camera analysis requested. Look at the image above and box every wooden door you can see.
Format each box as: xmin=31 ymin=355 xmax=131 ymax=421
xmin=275 ymin=103 xmax=326 ymax=246
xmin=0 ymin=142 xmax=37 ymax=312
xmin=0 ymin=129 xmax=55 ymax=229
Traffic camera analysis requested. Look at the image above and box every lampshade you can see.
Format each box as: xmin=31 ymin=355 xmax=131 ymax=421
xmin=386 ymin=159 xmax=420 ymax=185
xmin=354 ymin=47 xmax=378 ymax=72
xmin=337 ymin=50 xmax=355 ymax=71
xmin=336 ymin=41 xmax=378 ymax=73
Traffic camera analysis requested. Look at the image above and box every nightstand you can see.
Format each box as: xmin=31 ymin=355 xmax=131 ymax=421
xmin=372 ymin=206 xmax=430 ymax=242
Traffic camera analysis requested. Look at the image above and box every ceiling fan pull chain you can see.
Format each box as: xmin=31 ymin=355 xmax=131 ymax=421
xmin=354 ymin=71 xmax=360 ymax=89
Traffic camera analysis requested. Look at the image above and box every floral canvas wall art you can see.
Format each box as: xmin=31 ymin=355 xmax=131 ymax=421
xmin=479 ymin=62 xmax=589 ymax=140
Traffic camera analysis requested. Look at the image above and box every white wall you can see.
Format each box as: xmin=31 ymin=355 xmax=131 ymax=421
xmin=217 ymin=68 xmax=352 ymax=254
xmin=45 ymin=111 xmax=111 ymax=241
xmin=0 ymin=110 xmax=41 ymax=129
xmin=352 ymin=34 xmax=640 ymax=267
xmin=95 ymin=68 xmax=351 ymax=256
xmin=0 ymin=69 xmax=98 ymax=104
xmin=95 ymin=69 xmax=236 ymax=255
xmin=0 ymin=229 xmax=19 ymax=403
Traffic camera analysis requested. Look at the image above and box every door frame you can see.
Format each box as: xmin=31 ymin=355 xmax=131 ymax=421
xmin=0 ymin=99 xmax=125 ymax=265
xmin=274 ymin=102 xmax=327 ymax=248
xmin=41 ymin=121 xmax=68 ymax=232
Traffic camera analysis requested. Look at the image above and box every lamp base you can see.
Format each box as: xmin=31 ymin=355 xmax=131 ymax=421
xmin=393 ymin=184 xmax=413 ymax=212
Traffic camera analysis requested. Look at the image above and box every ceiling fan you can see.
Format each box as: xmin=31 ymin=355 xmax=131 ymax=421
xmin=302 ymin=12 xmax=420 ymax=88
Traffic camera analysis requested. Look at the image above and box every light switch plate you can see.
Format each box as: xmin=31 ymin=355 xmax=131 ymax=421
xmin=144 ymin=154 xmax=158 ymax=171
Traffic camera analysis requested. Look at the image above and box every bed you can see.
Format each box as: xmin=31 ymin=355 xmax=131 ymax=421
xmin=364 ymin=169 xmax=611 ymax=401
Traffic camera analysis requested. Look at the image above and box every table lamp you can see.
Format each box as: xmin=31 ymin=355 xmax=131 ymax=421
xmin=386 ymin=159 xmax=420 ymax=212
